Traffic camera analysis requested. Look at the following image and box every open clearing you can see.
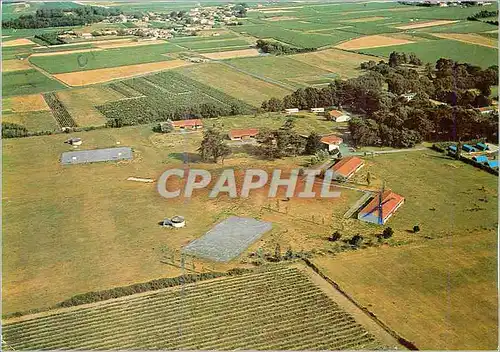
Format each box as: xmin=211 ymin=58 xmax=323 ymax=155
xmin=3 ymin=59 xmax=32 ymax=72
xmin=291 ymin=49 xmax=375 ymax=79
xmin=4 ymin=94 xmax=50 ymax=113
xmin=395 ymin=20 xmax=458 ymax=30
xmin=201 ymin=48 xmax=261 ymax=60
xmin=53 ymin=60 xmax=191 ymax=86
xmin=2 ymin=38 xmax=36 ymax=47
xmin=431 ymin=33 xmax=498 ymax=49
xmin=2 ymin=265 xmax=393 ymax=350
xmin=56 ymin=87 xmax=123 ymax=126
xmin=314 ymin=231 xmax=497 ymax=350
xmin=335 ymin=35 xmax=414 ymax=50
xmin=179 ymin=63 xmax=291 ymax=106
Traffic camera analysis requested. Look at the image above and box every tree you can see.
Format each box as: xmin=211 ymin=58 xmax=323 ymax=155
xmin=328 ymin=231 xmax=342 ymax=242
xmin=366 ymin=172 xmax=371 ymax=186
xmin=256 ymin=128 xmax=281 ymax=160
xmin=349 ymin=234 xmax=364 ymax=248
xmin=413 ymin=225 xmax=420 ymax=233
xmin=304 ymin=131 xmax=322 ymax=155
xmin=382 ymin=227 xmax=394 ymax=239
xmin=198 ymin=128 xmax=231 ymax=163
xmin=274 ymin=243 xmax=281 ymax=261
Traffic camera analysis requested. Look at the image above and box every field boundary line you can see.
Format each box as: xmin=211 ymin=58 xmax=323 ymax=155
xmin=302 ymin=258 xmax=419 ymax=351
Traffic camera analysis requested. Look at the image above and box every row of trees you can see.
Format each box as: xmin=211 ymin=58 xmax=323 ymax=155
xmin=467 ymin=10 xmax=498 ymax=21
xmin=255 ymin=39 xmax=316 ymax=55
xmin=3 ymin=6 xmax=122 ymax=29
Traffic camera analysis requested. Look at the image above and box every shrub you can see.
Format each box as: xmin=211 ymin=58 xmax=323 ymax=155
xmin=413 ymin=225 xmax=420 ymax=233
xmin=349 ymin=234 xmax=364 ymax=247
xmin=328 ymin=231 xmax=342 ymax=242
xmin=382 ymin=227 xmax=394 ymax=239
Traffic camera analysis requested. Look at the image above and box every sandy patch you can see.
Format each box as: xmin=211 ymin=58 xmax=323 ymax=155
xmin=395 ymin=20 xmax=458 ymax=30
xmin=8 ymin=94 xmax=50 ymax=112
xmin=53 ymin=60 xmax=192 ymax=86
xmin=201 ymin=48 xmax=261 ymax=60
xmin=94 ymin=39 xmax=166 ymax=49
xmin=2 ymin=38 xmax=36 ymax=47
xmin=265 ymin=16 xmax=299 ymax=21
xmin=431 ymin=33 xmax=498 ymax=48
xmin=335 ymin=35 xmax=414 ymax=50
xmin=30 ymin=48 xmax=104 ymax=57
xmin=3 ymin=59 xmax=32 ymax=72
xmin=344 ymin=16 xmax=386 ymax=23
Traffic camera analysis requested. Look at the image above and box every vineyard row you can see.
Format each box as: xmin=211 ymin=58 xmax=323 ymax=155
xmin=42 ymin=93 xmax=77 ymax=129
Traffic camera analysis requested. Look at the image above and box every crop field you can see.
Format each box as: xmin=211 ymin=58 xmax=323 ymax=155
xmin=431 ymin=33 xmax=497 ymax=48
xmin=3 ymin=45 xmax=35 ymax=60
xmin=2 ymin=69 xmax=67 ymax=97
xmin=3 ymin=59 xmax=32 ymax=72
xmin=3 ymin=265 xmax=390 ymax=350
xmin=2 ymin=38 xmax=37 ymax=47
xmin=179 ymin=63 xmax=292 ymax=106
xmin=200 ymin=48 xmax=261 ymax=60
xmin=3 ymin=94 xmax=50 ymax=113
xmin=336 ymin=35 xmax=414 ymax=50
xmin=358 ymin=39 xmax=498 ymax=68
xmin=225 ymin=56 xmax=331 ymax=89
xmin=175 ymin=38 xmax=251 ymax=51
xmin=2 ymin=111 xmax=58 ymax=132
xmin=395 ymin=20 xmax=458 ymax=30
xmin=56 ymin=87 xmax=124 ymax=127
xmin=53 ymin=60 xmax=191 ymax=86
xmin=29 ymin=44 xmax=184 ymax=74
xmin=314 ymin=230 xmax=497 ymax=350
xmin=96 ymin=70 xmax=254 ymax=122
xmin=43 ymin=92 xmax=77 ymax=128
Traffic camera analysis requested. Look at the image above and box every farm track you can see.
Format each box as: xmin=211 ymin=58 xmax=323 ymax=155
xmin=4 ymin=267 xmax=384 ymax=350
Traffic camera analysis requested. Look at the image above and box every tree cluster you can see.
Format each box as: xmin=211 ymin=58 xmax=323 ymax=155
xmin=467 ymin=10 xmax=498 ymax=21
xmin=256 ymin=39 xmax=316 ymax=55
xmin=34 ymin=31 xmax=65 ymax=45
xmin=198 ymin=128 xmax=231 ymax=163
xmin=256 ymin=119 xmax=306 ymax=159
xmin=3 ymin=6 xmax=122 ymax=29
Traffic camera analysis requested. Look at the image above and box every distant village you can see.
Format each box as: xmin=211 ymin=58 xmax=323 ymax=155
xmin=399 ymin=0 xmax=493 ymax=7
xmin=57 ymin=4 xmax=247 ymax=42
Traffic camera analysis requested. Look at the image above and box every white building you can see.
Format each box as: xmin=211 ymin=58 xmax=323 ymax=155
xmin=328 ymin=110 xmax=351 ymax=122
xmin=285 ymin=108 xmax=299 ymax=115
xmin=311 ymin=107 xmax=325 ymax=113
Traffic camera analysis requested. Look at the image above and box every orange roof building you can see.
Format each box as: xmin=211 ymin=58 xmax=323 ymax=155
xmin=320 ymin=135 xmax=343 ymax=152
xmin=228 ymin=128 xmax=259 ymax=140
xmin=171 ymin=119 xmax=203 ymax=129
xmin=358 ymin=190 xmax=404 ymax=225
xmin=331 ymin=156 xmax=364 ymax=180
xmin=328 ymin=110 xmax=351 ymax=122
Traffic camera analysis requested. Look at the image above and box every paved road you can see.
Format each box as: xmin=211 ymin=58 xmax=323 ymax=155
xmin=351 ymin=147 xmax=427 ymax=156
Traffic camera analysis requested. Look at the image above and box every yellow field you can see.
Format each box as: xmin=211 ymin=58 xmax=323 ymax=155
xmin=335 ymin=35 xmax=415 ymax=50
xmin=3 ymin=59 xmax=32 ymax=72
xmin=431 ymin=33 xmax=498 ymax=49
xmin=56 ymin=86 xmax=123 ymax=126
xmin=344 ymin=16 xmax=386 ymax=23
xmin=2 ymin=38 xmax=36 ymax=47
xmin=266 ymin=16 xmax=299 ymax=21
xmin=95 ymin=39 xmax=167 ymax=49
xmin=53 ymin=60 xmax=192 ymax=86
xmin=6 ymin=94 xmax=50 ymax=112
xmin=291 ymin=49 xmax=375 ymax=78
xmin=30 ymin=48 xmax=104 ymax=57
xmin=201 ymin=48 xmax=261 ymax=60
xmin=179 ymin=62 xmax=292 ymax=106
xmin=313 ymin=231 xmax=498 ymax=350
xmin=395 ymin=20 xmax=458 ymax=30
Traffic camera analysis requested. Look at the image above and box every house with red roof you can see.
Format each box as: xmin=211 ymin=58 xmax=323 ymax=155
xmin=331 ymin=156 xmax=364 ymax=181
xmin=171 ymin=119 xmax=203 ymax=130
xmin=228 ymin=128 xmax=259 ymax=141
xmin=328 ymin=110 xmax=351 ymax=122
xmin=320 ymin=135 xmax=343 ymax=152
xmin=358 ymin=190 xmax=405 ymax=225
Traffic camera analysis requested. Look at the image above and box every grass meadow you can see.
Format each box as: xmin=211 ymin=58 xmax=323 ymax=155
xmin=3 ymin=69 xmax=67 ymax=97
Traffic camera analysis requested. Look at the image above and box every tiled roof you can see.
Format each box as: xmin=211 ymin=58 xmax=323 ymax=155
xmin=332 ymin=156 xmax=363 ymax=178
xmin=171 ymin=119 xmax=203 ymax=127
xmin=359 ymin=190 xmax=404 ymax=221
xmin=320 ymin=135 xmax=343 ymax=145
xmin=229 ymin=128 xmax=259 ymax=139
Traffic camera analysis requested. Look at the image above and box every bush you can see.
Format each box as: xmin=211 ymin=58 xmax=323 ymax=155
xmin=328 ymin=231 xmax=342 ymax=242
xmin=382 ymin=227 xmax=394 ymax=239
xmin=413 ymin=225 xmax=420 ymax=233
xmin=349 ymin=234 xmax=364 ymax=247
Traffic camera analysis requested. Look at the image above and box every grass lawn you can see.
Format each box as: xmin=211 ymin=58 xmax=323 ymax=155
xmin=313 ymin=230 xmax=497 ymax=349
xmin=2 ymin=111 xmax=58 ymax=132
xmin=178 ymin=63 xmax=292 ymax=107
xmin=3 ymin=69 xmax=67 ymax=97
xmin=357 ymin=39 xmax=498 ymax=68
xmin=29 ymin=44 xmax=184 ymax=74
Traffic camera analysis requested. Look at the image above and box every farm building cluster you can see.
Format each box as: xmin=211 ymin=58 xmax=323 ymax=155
xmin=448 ymin=142 xmax=498 ymax=170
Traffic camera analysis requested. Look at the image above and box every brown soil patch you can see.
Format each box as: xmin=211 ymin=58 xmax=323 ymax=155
xmin=95 ymin=39 xmax=166 ymax=49
xmin=266 ymin=16 xmax=299 ymax=21
xmin=431 ymin=33 xmax=497 ymax=49
xmin=344 ymin=16 xmax=386 ymax=23
xmin=3 ymin=59 xmax=32 ymax=72
xmin=335 ymin=35 xmax=414 ymax=50
xmin=30 ymin=48 xmax=104 ymax=57
xmin=53 ymin=60 xmax=192 ymax=86
xmin=201 ymin=48 xmax=261 ymax=60
xmin=9 ymin=94 xmax=50 ymax=112
xmin=395 ymin=20 xmax=458 ymax=30
xmin=2 ymin=38 xmax=36 ymax=47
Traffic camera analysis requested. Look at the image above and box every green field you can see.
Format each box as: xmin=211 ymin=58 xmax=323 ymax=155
xmin=358 ymin=39 xmax=498 ymax=68
xmin=2 ymin=111 xmax=58 ymax=132
xmin=3 ymin=265 xmax=390 ymax=350
xmin=29 ymin=44 xmax=184 ymax=74
xmin=176 ymin=38 xmax=251 ymax=51
xmin=2 ymin=70 xmax=67 ymax=97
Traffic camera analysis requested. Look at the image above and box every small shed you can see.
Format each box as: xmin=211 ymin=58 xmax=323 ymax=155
xmin=473 ymin=155 xmax=488 ymax=163
xmin=285 ymin=108 xmax=299 ymax=115
xmin=310 ymin=107 xmax=325 ymax=113
xmin=476 ymin=143 xmax=489 ymax=151
xmin=462 ymin=144 xmax=476 ymax=153
xmin=66 ymin=137 xmax=82 ymax=146
xmin=171 ymin=216 xmax=186 ymax=228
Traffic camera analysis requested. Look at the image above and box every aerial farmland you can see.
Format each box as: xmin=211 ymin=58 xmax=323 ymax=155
xmin=2 ymin=0 xmax=498 ymax=350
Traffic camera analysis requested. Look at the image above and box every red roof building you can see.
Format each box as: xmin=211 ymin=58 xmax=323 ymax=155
xmin=171 ymin=119 xmax=203 ymax=129
xmin=228 ymin=128 xmax=259 ymax=140
xmin=358 ymin=190 xmax=405 ymax=225
xmin=331 ymin=156 xmax=364 ymax=180
xmin=328 ymin=110 xmax=351 ymax=122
